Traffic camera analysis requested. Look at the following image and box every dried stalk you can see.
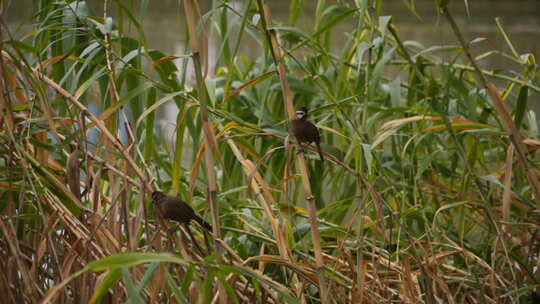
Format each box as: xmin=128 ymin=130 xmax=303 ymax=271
xmin=256 ymin=0 xmax=329 ymax=302
xmin=23 ymin=61 xmax=152 ymax=192
xmin=225 ymin=137 xmax=292 ymax=261
xmin=182 ymin=0 xmax=226 ymax=302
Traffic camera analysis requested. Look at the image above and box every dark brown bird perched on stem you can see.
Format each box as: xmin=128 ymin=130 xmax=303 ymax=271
xmin=152 ymin=191 xmax=212 ymax=231
xmin=290 ymin=106 xmax=324 ymax=161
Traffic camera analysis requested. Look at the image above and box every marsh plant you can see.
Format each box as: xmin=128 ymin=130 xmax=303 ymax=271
xmin=1 ymin=0 xmax=539 ymax=303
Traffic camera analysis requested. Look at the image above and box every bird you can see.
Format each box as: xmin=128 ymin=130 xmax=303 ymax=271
xmin=151 ymin=191 xmax=212 ymax=231
xmin=290 ymin=106 xmax=324 ymax=161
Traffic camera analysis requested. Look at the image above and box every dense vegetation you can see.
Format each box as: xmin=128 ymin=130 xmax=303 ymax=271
xmin=1 ymin=0 xmax=539 ymax=303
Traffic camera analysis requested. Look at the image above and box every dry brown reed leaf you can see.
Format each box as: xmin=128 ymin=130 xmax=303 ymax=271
xmin=380 ymin=115 xmax=441 ymax=131
xmin=0 ymin=61 xmax=17 ymax=131
xmin=217 ymin=239 xmax=283 ymax=304
xmin=0 ymin=219 xmax=37 ymax=302
xmin=246 ymin=146 xmax=285 ymax=195
xmin=106 ymin=185 xmax=121 ymax=244
xmin=147 ymin=55 xmax=181 ymax=76
xmin=33 ymin=216 xmax=61 ymax=275
xmin=96 ymin=217 xmax=122 ymax=254
xmin=242 ymin=158 xmax=290 ymax=257
xmin=34 ymin=88 xmax=63 ymax=144
xmin=189 ymin=140 xmax=205 ymax=200
xmin=444 ymin=242 xmax=507 ymax=287
xmin=502 ymin=144 xmax=514 ymax=223
xmin=67 ymin=149 xmax=81 ymax=201
xmin=4 ymin=63 xmax=28 ymax=105
xmin=356 ymin=261 xmax=368 ymax=303
xmin=60 ymin=238 xmax=85 ymax=283
xmin=46 ymin=154 xmax=66 ymax=172
xmin=402 ymin=254 xmax=420 ymax=302
xmin=41 ymin=195 xmax=113 ymax=266
xmin=224 ymin=71 xmax=277 ymax=102
xmin=35 ymin=131 xmax=48 ymax=167
xmin=148 ymin=264 xmax=165 ymax=303
xmin=225 ymin=137 xmax=291 ymax=261
xmin=39 ymin=267 xmax=87 ymax=304
xmin=243 ymin=164 xmax=275 ymax=203
xmin=30 ymin=229 xmax=49 ymax=278
xmin=89 ymin=166 xmax=104 ymax=212
xmin=24 ymin=141 xmax=66 ymax=185
xmin=233 ymin=263 xmax=296 ymax=300
xmin=21 ymin=148 xmax=87 ymax=211
xmin=316 ymin=124 xmax=348 ymax=139
xmin=203 ymin=120 xmax=225 ymax=172
xmin=420 ymin=178 xmax=481 ymax=201
xmin=524 ymin=138 xmax=540 ymax=147
xmin=258 ymin=243 xmax=266 ymax=272
xmin=246 ymin=255 xmax=318 ymax=284
xmin=486 ymin=80 xmax=540 ymax=209
xmin=233 ymin=140 xmax=265 ymax=163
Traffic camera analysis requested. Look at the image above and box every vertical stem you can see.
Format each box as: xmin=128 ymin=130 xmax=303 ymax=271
xmin=190 ymin=38 xmax=220 ymax=241
xmin=256 ymin=0 xmax=329 ymax=302
xmin=182 ymin=1 xmax=225 ymax=303
xmin=182 ymin=0 xmax=220 ymax=238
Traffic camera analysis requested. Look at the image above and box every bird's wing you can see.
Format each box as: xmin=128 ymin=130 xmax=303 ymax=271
xmin=162 ymin=198 xmax=194 ymax=219
xmin=307 ymin=121 xmax=321 ymax=141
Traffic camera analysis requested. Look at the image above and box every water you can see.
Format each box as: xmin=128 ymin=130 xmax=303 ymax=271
xmin=7 ymin=1 xmax=540 ymax=67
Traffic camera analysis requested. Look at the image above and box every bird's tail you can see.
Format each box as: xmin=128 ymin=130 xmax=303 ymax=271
xmin=194 ymin=216 xmax=213 ymax=232
xmin=316 ymin=141 xmax=324 ymax=162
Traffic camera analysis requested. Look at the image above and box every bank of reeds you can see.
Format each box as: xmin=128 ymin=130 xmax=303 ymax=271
xmin=1 ymin=0 xmax=539 ymax=303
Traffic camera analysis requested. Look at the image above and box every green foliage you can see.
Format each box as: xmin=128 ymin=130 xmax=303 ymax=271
xmin=2 ymin=0 xmax=539 ymax=303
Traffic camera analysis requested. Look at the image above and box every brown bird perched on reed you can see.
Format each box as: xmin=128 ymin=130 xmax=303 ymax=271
xmin=151 ymin=191 xmax=212 ymax=231
xmin=290 ymin=106 xmax=324 ymax=161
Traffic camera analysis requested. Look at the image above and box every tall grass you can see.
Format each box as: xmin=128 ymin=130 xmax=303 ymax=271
xmin=1 ymin=0 xmax=539 ymax=303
